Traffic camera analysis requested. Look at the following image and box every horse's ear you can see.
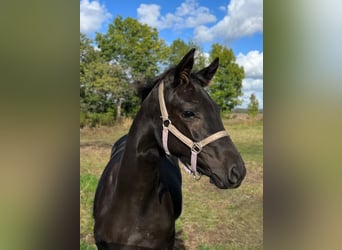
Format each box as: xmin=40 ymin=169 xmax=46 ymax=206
xmin=196 ymin=58 xmax=219 ymax=86
xmin=174 ymin=48 xmax=196 ymax=87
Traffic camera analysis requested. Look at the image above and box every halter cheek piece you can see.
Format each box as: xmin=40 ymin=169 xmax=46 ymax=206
xmin=158 ymin=81 xmax=228 ymax=179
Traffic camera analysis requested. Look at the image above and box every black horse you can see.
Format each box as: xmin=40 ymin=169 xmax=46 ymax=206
xmin=93 ymin=49 xmax=246 ymax=249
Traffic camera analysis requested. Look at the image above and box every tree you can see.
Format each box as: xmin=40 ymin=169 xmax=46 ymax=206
xmin=165 ymin=39 xmax=206 ymax=71
xmin=80 ymin=33 xmax=98 ymax=65
xmin=247 ymin=93 xmax=259 ymax=117
xmin=208 ymin=44 xmax=244 ymax=113
xmin=80 ymin=33 xmax=133 ymax=124
xmin=95 ymin=16 xmax=167 ymax=82
xmin=80 ymin=33 xmax=100 ymax=113
xmin=80 ymin=60 xmax=129 ymax=114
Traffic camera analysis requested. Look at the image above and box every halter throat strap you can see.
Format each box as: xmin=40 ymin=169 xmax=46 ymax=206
xmin=158 ymin=81 xmax=228 ymax=178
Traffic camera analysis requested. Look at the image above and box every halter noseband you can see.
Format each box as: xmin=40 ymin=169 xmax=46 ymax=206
xmin=158 ymin=81 xmax=228 ymax=179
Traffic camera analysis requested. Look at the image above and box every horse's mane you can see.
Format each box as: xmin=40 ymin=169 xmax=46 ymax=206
xmin=135 ymin=67 xmax=176 ymax=102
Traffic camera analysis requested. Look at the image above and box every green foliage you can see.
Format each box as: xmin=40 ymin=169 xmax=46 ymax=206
xmin=80 ymin=33 xmax=99 ymax=64
xmin=96 ymin=16 xmax=167 ymax=81
xmin=122 ymin=94 xmax=141 ymax=118
xmin=81 ymin=18 xmax=247 ymax=126
xmin=247 ymin=93 xmax=259 ymax=117
xmin=80 ymin=32 xmax=137 ymax=126
xmin=208 ymin=44 xmax=244 ymax=113
xmin=87 ymin=113 xmax=100 ymax=128
xmin=81 ymin=17 xmax=169 ymax=125
xmin=80 ymin=111 xmax=87 ymax=128
xmin=81 ymin=60 xmax=126 ymax=112
xmin=99 ymin=111 xmax=116 ymax=126
xmin=165 ymin=39 xmax=206 ymax=71
xmin=80 ymin=111 xmax=116 ymax=128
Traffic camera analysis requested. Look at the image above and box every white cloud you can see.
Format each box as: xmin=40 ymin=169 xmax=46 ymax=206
xmin=235 ymin=50 xmax=263 ymax=108
xmin=137 ymin=0 xmax=216 ymax=30
xmin=242 ymin=78 xmax=263 ymax=91
xmin=80 ymin=0 xmax=112 ymax=34
xmin=194 ymin=0 xmax=263 ymax=43
xmin=219 ymin=6 xmax=227 ymax=12
xmin=236 ymin=50 xmax=263 ymax=79
xmin=192 ymin=25 xmax=214 ymax=43
xmin=136 ymin=4 xmax=163 ymax=28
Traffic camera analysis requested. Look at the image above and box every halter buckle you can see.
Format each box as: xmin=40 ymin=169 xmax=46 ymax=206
xmin=162 ymin=118 xmax=171 ymax=128
xmin=191 ymin=142 xmax=202 ymax=154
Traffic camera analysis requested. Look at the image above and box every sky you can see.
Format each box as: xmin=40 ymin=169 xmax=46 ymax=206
xmin=80 ymin=0 xmax=263 ymax=109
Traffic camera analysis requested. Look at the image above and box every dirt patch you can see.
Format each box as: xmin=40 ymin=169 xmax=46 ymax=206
xmin=244 ymin=161 xmax=263 ymax=185
xmin=80 ymin=141 xmax=113 ymax=148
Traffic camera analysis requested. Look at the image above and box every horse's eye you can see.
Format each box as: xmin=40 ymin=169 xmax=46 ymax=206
xmin=182 ymin=111 xmax=195 ymax=119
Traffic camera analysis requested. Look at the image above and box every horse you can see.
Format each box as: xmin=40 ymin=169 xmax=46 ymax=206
xmin=93 ymin=48 xmax=246 ymax=249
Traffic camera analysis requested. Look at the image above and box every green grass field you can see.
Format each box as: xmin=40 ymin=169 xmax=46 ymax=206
xmin=80 ymin=114 xmax=263 ymax=249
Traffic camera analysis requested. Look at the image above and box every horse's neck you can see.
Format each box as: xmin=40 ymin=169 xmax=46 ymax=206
xmin=117 ymin=95 xmax=162 ymax=193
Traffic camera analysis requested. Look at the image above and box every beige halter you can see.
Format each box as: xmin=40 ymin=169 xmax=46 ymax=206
xmin=158 ymin=81 xmax=228 ymax=179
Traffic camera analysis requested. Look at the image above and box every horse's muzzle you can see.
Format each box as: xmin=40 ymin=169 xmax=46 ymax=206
xmin=210 ymin=164 xmax=246 ymax=189
xmin=228 ymin=165 xmax=245 ymax=186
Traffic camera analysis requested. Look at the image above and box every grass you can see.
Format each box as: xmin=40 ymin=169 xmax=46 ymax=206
xmin=80 ymin=114 xmax=263 ymax=249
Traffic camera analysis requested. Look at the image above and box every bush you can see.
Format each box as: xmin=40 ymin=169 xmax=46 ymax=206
xmin=80 ymin=112 xmax=87 ymax=128
xmin=99 ymin=112 xmax=115 ymax=126
xmin=87 ymin=113 xmax=100 ymax=128
xmin=79 ymin=111 xmax=117 ymax=128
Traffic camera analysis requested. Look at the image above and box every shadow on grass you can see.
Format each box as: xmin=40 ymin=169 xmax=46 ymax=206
xmin=175 ymin=230 xmax=186 ymax=250
xmin=80 ymin=230 xmax=186 ymax=250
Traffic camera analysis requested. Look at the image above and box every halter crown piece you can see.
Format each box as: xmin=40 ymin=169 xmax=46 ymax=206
xmin=158 ymin=81 xmax=229 ymax=179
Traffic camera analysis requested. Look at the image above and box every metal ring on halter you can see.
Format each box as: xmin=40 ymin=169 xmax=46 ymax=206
xmin=162 ymin=119 xmax=171 ymax=128
xmin=191 ymin=142 xmax=202 ymax=154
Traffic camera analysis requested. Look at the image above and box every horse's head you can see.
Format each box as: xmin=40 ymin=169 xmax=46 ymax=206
xmin=160 ymin=49 xmax=246 ymax=189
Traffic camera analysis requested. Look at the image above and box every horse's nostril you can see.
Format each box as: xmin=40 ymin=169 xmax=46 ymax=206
xmin=228 ymin=166 xmax=240 ymax=184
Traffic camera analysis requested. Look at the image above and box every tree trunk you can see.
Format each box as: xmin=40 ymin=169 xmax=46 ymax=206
xmin=116 ymin=98 xmax=122 ymax=121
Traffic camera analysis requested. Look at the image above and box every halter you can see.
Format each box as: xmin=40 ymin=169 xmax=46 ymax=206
xmin=158 ymin=81 xmax=229 ymax=179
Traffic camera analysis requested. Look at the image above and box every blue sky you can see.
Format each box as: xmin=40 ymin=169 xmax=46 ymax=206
xmin=80 ymin=0 xmax=263 ymax=108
